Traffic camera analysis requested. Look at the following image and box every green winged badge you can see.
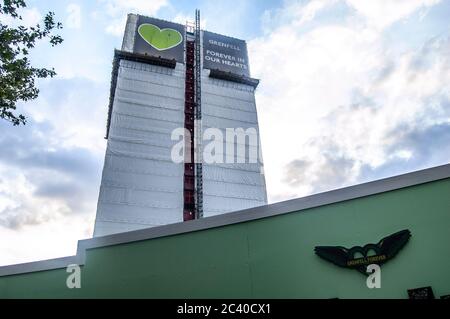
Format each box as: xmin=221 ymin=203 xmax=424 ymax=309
xmin=315 ymin=229 xmax=411 ymax=275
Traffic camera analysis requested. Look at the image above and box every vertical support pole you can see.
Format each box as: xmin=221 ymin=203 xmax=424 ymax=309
xmin=194 ymin=9 xmax=203 ymax=219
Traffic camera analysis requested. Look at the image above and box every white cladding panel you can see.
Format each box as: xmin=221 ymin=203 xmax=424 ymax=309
xmin=94 ymin=60 xmax=185 ymax=236
xmin=201 ymin=72 xmax=268 ymax=217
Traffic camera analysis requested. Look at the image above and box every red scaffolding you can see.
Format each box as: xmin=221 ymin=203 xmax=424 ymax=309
xmin=183 ymin=40 xmax=196 ymax=221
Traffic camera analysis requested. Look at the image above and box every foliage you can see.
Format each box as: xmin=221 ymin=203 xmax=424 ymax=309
xmin=0 ymin=0 xmax=63 ymax=125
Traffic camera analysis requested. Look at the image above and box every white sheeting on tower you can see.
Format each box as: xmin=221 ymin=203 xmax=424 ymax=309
xmin=94 ymin=14 xmax=267 ymax=236
xmin=201 ymin=73 xmax=268 ymax=217
xmin=93 ymin=60 xmax=185 ymax=236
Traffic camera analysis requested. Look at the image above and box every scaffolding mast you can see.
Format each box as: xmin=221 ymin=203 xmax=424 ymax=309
xmin=194 ymin=9 xmax=203 ymax=219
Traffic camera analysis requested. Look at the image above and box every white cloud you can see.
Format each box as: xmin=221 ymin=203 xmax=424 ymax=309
xmin=345 ymin=0 xmax=441 ymax=29
xmin=249 ymin=0 xmax=448 ymax=201
xmin=0 ymin=170 xmax=69 ymax=230
xmin=288 ymin=0 xmax=339 ymax=26
xmin=20 ymin=7 xmax=42 ymax=26
xmin=173 ymin=13 xmax=207 ymax=29
xmin=66 ymin=3 xmax=82 ymax=29
xmin=100 ymin=0 xmax=168 ymax=36
xmin=0 ymin=73 xmax=109 ymax=266
xmin=0 ymin=7 xmax=42 ymax=27
xmin=105 ymin=16 xmax=128 ymax=36
xmin=0 ymin=111 xmax=103 ymax=265
xmin=193 ymin=1 xmax=251 ymax=38
xmin=260 ymin=0 xmax=338 ymax=34
xmin=0 ymin=213 xmax=93 ymax=266
xmin=22 ymin=78 xmax=109 ymax=153
xmin=102 ymin=0 xmax=168 ymax=16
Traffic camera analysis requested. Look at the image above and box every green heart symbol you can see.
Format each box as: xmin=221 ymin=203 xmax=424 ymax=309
xmin=138 ymin=24 xmax=183 ymax=51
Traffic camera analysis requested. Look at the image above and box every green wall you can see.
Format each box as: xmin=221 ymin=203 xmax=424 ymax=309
xmin=1 ymin=179 xmax=450 ymax=298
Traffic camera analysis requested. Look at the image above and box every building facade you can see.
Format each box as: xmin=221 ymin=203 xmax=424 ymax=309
xmin=93 ymin=14 xmax=267 ymax=236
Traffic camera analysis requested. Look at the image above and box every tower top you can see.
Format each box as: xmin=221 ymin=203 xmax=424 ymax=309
xmin=121 ymin=13 xmax=251 ymax=78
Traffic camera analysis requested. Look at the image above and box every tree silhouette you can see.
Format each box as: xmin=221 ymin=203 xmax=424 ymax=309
xmin=0 ymin=0 xmax=63 ymax=125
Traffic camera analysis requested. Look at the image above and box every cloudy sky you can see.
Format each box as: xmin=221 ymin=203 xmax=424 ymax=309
xmin=0 ymin=0 xmax=449 ymax=266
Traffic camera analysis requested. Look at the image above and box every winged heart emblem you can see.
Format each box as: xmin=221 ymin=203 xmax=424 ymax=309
xmin=314 ymin=229 xmax=411 ymax=275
